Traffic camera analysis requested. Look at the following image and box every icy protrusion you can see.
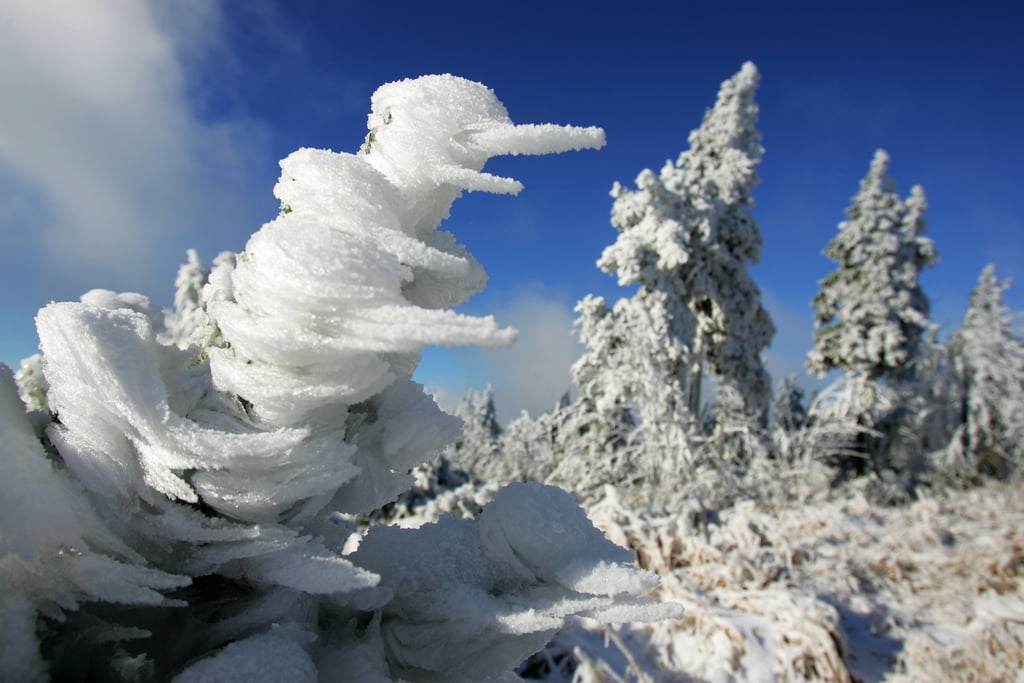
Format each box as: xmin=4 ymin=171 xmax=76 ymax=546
xmin=206 ymin=76 xmax=603 ymax=430
xmin=6 ymin=74 xmax=623 ymax=681
xmin=362 ymin=75 xmax=605 ymax=234
xmin=37 ymin=301 xmax=311 ymax=512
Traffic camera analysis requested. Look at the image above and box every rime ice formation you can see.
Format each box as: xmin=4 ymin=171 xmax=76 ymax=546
xmin=353 ymin=483 xmax=677 ymax=683
xmin=2 ymin=75 xmax=677 ymax=682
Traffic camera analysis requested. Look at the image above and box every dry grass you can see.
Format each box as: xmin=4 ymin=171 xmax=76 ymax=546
xmin=540 ymin=478 xmax=1024 ymax=682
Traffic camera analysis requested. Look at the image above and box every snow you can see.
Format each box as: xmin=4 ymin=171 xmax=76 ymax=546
xmin=518 ymin=478 xmax=1024 ymax=682
xmin=172 ymin=627 xmax=318 ymax=683
xmin=6 ymin=65 xmax=1021 ymax=683
xmin=352 ymin=482 xmax=678 ymax=683
xmin=2 ymin=74 xmax=675 ymax=683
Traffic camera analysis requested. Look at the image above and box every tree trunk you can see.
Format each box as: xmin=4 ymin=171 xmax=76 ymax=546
xmin=688 ymin=355 xmax=703 ymax=420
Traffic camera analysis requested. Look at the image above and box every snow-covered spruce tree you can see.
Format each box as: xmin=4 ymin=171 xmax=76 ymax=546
xmin=1 ymin=75 xmax=677 ymax=682
xmin=941 ymin=264 xmax=1024 ymax=480
xmin=163 ymin=248 xmax=210 ymax=348
xmin=499 ymin=405 xmax=565 ymax=484
xmin=598 ymin=61 xmax=775 ymax=420
xmin=807 ymin=150 xmax=938 ymax=480
xmin=772 ymin=375 xmax=808 ymax=433
xmin=808 ymin=150 xmax=938 ymax=381
xmin=565 ymin=296 xmax=637 ymax=460
xmin=447 ymin=384 xmax=503 ymax=481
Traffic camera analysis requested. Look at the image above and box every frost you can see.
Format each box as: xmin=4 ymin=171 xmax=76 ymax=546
xmin=352 ymin=483 xmax=677 ymax=683
xmin=0 ymin=74 xmax=672 ymax=682
xmin=524 ymin=479 xmax=1024 ymax=683
xmin=809 ymin=150 xmax=937 ymax=380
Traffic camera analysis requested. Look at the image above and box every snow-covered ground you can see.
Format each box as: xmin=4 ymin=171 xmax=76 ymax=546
xmin=536 ymin=478 xmax=1024 ymax=682
xmin=395 ymin=475 xmax=1024 ymax=681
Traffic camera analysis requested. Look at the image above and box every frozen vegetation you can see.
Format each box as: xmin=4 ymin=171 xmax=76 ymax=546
xmin=1 ymin=75 xmax=672 ymax=682
xmin=5 ymin=65 xmax=1024 ymax=682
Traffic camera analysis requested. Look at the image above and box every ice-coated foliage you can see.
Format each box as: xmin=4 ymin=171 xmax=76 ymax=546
xmin=941 ymin=264 xmax=1024 ymax=479
xmin=447 ymin=384 xmax=503 ymax=480
xmin=163 ymin=248 xmax=210 ymax=349
xmin=14 ymin=353 xmax=48 ymax=414
xmin=1 ymin=75 xmax=677 ymax=682
xmin=552 ymin=293 xmax=691 ymax=494
xmin=352 ymin=482 xmax=679 ymax=683
xmin=598 ymin=61 xmax=775 ymax=417
xmin=809 ymin=150 xmax=938 ymax=380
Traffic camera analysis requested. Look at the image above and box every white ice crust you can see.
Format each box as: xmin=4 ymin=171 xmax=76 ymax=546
xmin=1 ymin=75 xmax=676 ymax=683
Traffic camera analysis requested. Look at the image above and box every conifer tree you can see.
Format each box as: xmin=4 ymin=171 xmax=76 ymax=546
xmin=945 ymin=265 xmax=1024 ymax=478
xmin=808 ymin=150 xmax=938 ymax=381
xmin=163 ymin=248 xmax=211 ymax=348
xmin=551 ymin=294 xmax=677 ymax=492
xmin=772 ymin=375 xmax=808 ymax=433
xmin=597 ymin=61 xmax=774 ymax=419
xmin=449 ymin=384 xmax=502 ymax=479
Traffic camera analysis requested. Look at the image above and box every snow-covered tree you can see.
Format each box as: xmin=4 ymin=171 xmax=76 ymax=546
xmin=162 ymin=248 xmax=210 ymax=348
xmin=772 ymin=375 xmax=807 ymax=433
xmin=567 ymin=295 xmax=644 ymax=455
xmin=1 ymin=75 xmax=676 ymax=682
xmin=942 ymin=264 xmax=1024 ymax=479
xmin=549 ymin=292 xmax=695 ymax=496
xmin=500 ymin=407 xmax=565 ymax=484
xmin=598 ymin=61 xmax=775 ymax=418
xmin=448 ymin=384 xmax=503 ymax=480
xmin=808 ymin=150 xmax=938 ymax=381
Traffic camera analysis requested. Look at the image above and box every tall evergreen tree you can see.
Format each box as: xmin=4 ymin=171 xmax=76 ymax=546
xmin=596 ymin=61 xmax=775 ymax=418
xmin=945 ymin=265 xmax=1024 ymax=478
xmin=808 ymin=150 xmax=938 ymax=381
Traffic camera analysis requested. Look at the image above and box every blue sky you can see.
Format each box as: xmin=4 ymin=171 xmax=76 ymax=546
xmin=1 ymin=1 xmax=1021 ymax=422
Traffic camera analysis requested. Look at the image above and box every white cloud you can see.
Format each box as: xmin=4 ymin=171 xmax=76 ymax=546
xmin=478 ymin=290 xmax=582 ymax=424
xmin=413 ymin=289 xmax=583 ymax=425
xmin=0 ymin=0 xmax=268 ymax=293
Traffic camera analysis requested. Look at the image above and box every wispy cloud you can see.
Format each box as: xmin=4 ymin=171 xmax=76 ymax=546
xmin=0 ymin=0 xmax=270 ymax=295
xmin=417 ymin=287 xmax=583 ymax=425
xmin=480 ymin=290 xmax=582 ymax=423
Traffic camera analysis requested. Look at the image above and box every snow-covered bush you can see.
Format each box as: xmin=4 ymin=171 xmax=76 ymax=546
xmin=2 ymin=75 xmax=676 ymax=682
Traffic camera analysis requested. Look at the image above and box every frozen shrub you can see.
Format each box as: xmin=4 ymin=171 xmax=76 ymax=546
xmin=1 ymin=75 xmax=675 ymax=682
